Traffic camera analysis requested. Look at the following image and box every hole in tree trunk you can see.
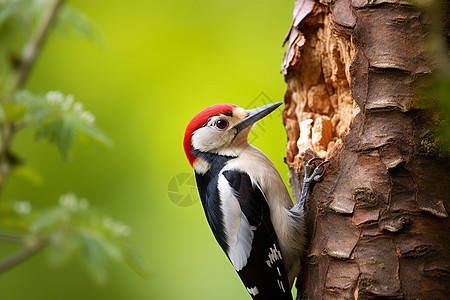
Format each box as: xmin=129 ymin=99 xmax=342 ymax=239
xmin=283 ymin=5 xmax=358 ymax=167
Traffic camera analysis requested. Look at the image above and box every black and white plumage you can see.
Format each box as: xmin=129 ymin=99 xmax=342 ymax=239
xmin=183 ymin=102 xmax=328 ymax=299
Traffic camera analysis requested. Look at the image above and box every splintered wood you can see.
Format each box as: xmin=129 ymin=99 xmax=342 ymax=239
xmin=282 ymin=3 xmax=357 ymax=167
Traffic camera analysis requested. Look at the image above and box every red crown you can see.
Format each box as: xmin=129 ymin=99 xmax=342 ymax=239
xmin=183 ymin=103 xmax=237 ymax=167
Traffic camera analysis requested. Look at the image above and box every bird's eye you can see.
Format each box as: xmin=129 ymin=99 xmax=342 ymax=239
xmin=215 ymin=119 xmax=229 ymax=130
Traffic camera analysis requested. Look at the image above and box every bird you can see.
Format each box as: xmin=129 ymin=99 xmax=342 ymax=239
xmin=183 ymin=101 xmax=328 ymax=299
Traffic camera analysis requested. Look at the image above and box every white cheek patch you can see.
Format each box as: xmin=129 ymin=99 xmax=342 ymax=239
xmin=191 ymin=127 xmax=216 ymax=151
xmin=192 ymin=127 xmax=229 ymax=152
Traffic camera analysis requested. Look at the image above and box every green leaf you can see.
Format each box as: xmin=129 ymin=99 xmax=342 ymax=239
xmin=29 ymin=207 xmax=66 ymax=234
xmin=54 ymin=3 xmax=103 ymax=44
xmin=0 ymin=200 xmax=30 ymax=230
xmin=34 ymin=117 xmax=76 ymax=161
xmin=78 ymin=230 xmax=123 ymax=283
xmin=0 ymin=0 xmax=35 ymax=30
xmin=0 ymin=2 xmax=22 ymax=29
xmin=124 ymin=245 xmax=152 ymax=280
xmin=12 ymin=164 xmax=43 ymax=186
xmin=82 ymin=231 xmax=123 ymax=262
xmin=0 ymin=102 xmax=26 ymax=122
xmin=1 ymin=193 xmax=150 ymax=283
xmin=81 ymin=233 xmax=109 ymax=283
xmin=75 ymin=118 xmax=113 ymax=147
xmin=47 ymin=233 xmax=82 ymax=266
xmin=13 ymin=90 xmax=112 ymax=160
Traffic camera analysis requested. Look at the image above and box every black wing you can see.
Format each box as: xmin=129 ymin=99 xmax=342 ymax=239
xmin=222 ymin=170 xmax=292 ymax=300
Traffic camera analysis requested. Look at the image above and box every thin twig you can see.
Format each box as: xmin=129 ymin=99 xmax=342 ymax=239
xmin=12 ymin=118 xmax=32 ymax=132
xmin=12 ymin=0 xmax=64 ymax=89
xmin=0 ymin=238 xmax=48 ymax=273
xmin=0 ymin=233 xmax=25 ymax=244
xmin=0 ymin=123 xmax=15 ymax=193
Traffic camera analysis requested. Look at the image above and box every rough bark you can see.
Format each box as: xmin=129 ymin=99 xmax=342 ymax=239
xmin=282 ymin=1 xmax=450 ymax=299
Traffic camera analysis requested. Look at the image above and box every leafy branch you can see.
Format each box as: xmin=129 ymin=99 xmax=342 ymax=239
xmin=0 ymin=235 xmax=48 ymax=273
xmin=0 ymin=0 xmax=64 ymax=193
xmin=13 ymin=90 xmax=113 ymax=160
xmin=0 ymin=0 xmax=150 ymax=282
xmin=11 ymin=0 xmax=63 ymax=90
xmin=0 ymin=194 xmax=150 ymax=281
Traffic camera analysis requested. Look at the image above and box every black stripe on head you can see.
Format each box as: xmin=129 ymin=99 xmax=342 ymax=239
xmin=203 ymin=110 xmax=234 ymax=127
xmin=222 ymin=110 xmax=233 ymax=117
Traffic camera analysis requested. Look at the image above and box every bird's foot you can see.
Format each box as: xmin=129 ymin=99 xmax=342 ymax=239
xmin=298 ymin=158 xmax=329 ymax=206
xmin=303 ymin=157 xmax=329 ymax=184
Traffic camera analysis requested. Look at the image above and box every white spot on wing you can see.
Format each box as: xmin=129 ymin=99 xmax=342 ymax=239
xmin=247 ymin=286 xmax=259 ymax=296
xmin=265 ymin=244 xmax=282 ymax=268
xmin=277 ymin=279 xmax=285 ymax=292
xmin=218 ymin=173 xmax=254 ymax=271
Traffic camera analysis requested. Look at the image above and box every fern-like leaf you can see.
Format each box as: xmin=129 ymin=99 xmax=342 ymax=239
xmin=14 ymin=90 xmax=112 ymax=160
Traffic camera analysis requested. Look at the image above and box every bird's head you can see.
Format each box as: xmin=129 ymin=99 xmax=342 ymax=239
xmin=183 ymin=102 xmax=282 ymax=169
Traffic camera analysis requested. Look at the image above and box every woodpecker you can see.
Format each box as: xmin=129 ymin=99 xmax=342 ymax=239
xmin=183 ymin=102 xmax=328 ymax=299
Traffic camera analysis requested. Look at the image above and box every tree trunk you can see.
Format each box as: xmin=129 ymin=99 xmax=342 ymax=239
xmin=281 ymin=0 xmax=450 ymax=299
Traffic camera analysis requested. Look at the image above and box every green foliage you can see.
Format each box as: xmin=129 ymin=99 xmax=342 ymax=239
xmin=1 ymin=193 xmax=151 ymax=283
xmin=12 ymin=90 xmax=112 ymax=160
xmin=420 ymin=131 xmax=450 ymax=160
xmin=0 ymin=0 xmax=293 ymax=298
xmin=0 ymin=0 xmax=149 ymax=285
xmin=414 ymin=0 xmax=450 ymax=148
xmin=0 ymin=0 xmax=41 ymax=30
xmin=0 ymin=0 xmax=100 ymax=39
xmin=0 ymin=0 xmax=101 ymax=88
xmin=0 ymin=0 xmax=53 ymax=79
xmin=414 ymin=64 xmax=450 ymax=159
xmin=55 ymin=3 xmax=103 ymax=43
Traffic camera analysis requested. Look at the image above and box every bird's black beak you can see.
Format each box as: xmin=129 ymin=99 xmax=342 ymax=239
xmin=233 ymin=101 xmax=283 ymax=134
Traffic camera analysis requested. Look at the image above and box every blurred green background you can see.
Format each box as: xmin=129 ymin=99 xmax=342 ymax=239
xmin=1 ymin=0 xmax=294 ymax=299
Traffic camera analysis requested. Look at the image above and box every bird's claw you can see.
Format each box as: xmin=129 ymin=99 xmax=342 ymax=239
xmin=304 ymin=157 xmax=329 ymax=183
xmin=298 ymin=157 xmax=329 ymax=207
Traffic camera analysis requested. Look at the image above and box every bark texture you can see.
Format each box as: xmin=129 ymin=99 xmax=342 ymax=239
xmin=282 ymin=1 xmax=450 ymax=299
